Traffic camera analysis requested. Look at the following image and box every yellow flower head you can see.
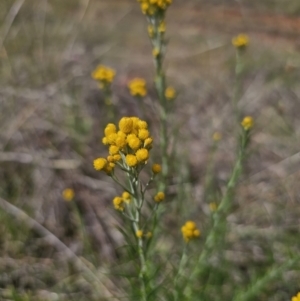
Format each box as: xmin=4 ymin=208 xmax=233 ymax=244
xmin=232 ymin=34 xmax=249 ymax=49
xmin=127 ymin=134 xmax=142 ymax=150
xmin=113 ymin=154 xmax=121 ymax=162
xmin=106 ymin=132 xmax=118 ymax=145
xmin=104 ymin=123 xmax=117 ymax=137
xmin=138 ymin=129 xmax=149 ymax=141
xmin=152 ymin=48 xmax=160 ymax=58
xmin=115 ymin=131 xmax=127 ymax=148
xmin=144 ymin=137 xmax=153 ymax=149
xmin=122 ymin=191 xmax=131 ymax=203
xmin=154 ymin=191 xmax=165 ymax=202
xmin=109 ymin=145 xmax=120 ymax=155
xmin=146 ymin=231 xmax=152 ymax=238
xmin=152 ymin=163 xmax=162 ymax=174
xmin=241 ymin=116 xmax=254 ymax=131
xmin=93 ymin=158 xmax=107 ymax=171
xmin=181 ymin=221 xmax=201 ymax=242
xmin=62 ymin=188 xmax=75 ymax=202
xmin=158 ymin=21 xmax=166 ymax=33
xmin=165 ymin=86 xmax=176 ymax=100
xmin=126 ymin=154 xmax=138 ymax=167
xmin=137 ymin=120 xmax=148 ymax=129
xmin=291 ymin=292 xmax=300 ymax=301
xmin=128 ymin=78 xmax=147 ymax=97
xmin=136 ymin=230 xmax=143 ymax=238
xmin=91 ymin=65 xmax=115 ymax=85
xmin=136 ymin=148 xmax=149 ymax=162
xmin=113 ymin=196 xmax=124 ymax=211
xmin=119 ymin=117 xmax=133 ymax=134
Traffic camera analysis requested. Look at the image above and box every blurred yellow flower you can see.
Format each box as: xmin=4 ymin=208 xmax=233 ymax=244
xmin=93 ymin=158 xmax=107 ymax=171
xmin=241 ymin=116 xmax=254 ymax=131
xmin=165 ymin=86 xmax=176 ymax=100
xmin=152 ymin=48 xmax=160 ymax=57
xmin=291 ymin=292 xmax=300 ymax=301
xmin=91 ymin=65 xmax=115 ymax=86
xmin=122 ymin=191 xmax=131 ymax=204
xmin=152 ymin=163 xmax=162 ymax=174
xmin=113 ymin=196 xmax=124 ymax=211
xmin=62 ymin=188 xmax=74 ymax=202
xmin=181 ymin=221 xmax=201 ymax=242
xmin=158 ymin=21 xmax=166 ymax=33
xmin=136 ymin=230 xmax=143 ymax=238
xmin=232 ymin=34 xmax=249 ymax=49
xmin=128 ymin=78 xmax=147 ymax=97
xmin=154 ymin=191 xmax=165 ymax=202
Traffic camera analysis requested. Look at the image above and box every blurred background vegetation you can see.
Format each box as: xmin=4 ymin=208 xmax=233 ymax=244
xmin=1 ymin=0 xmax=300 ymax=300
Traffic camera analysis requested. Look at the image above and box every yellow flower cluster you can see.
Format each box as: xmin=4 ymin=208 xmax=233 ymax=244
xmin=137 ymin=0 xmax=172 ymax=15
xmin=113 ymin=191 xmax=132 ymax=211
xmin=93 ymin=117 xmax=153 ymax=173
xmin=292 ymin=293 xmax=300 ymax=301
xmin=128 ymin=78 xmax=147 ymax=97
xmin=232 ymin=34 xmax=249 ymax=49
xmin=241 ymin=116 xmax=254 ymax=131
xmin=181 ymin=221 xmax=201 ymax=242
xmin=91 ymin=65 xmax=115 ymax=88
xmin=62 ymin=188 xmax=75 ymax=202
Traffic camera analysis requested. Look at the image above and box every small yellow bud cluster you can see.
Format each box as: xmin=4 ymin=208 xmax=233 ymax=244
xmin=91 ymin=65 xmax=116 ymax=89
xmin=128 ymin=78 xmax=147 ymax=97
xmin=136 ymin=230 xmax=152 ymax=239
xmin=181 ymin=221 xmax=201 ymax=242
xmin=93 ymin=117 xmax=153 ymax=174
xmin=62 ymin=188 xmax=75 ymax=202
xmin=241 ymin=116 xmax=254 ymax=131
xmin=112 ymin=191 xmax=132 ymax=211
xmin=292 ymin=292 xmax=300 ymax=301
xmin=148 ymin=21 xmax=166 ymax=39
xmin=137 ymin=0 xmax=172 ymax=16
xmin=232 ymin=34 xmax=249 ymax=49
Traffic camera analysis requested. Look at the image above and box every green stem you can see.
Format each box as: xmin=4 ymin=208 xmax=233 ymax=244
xmin=127 ymin=171 xmax=149 ymax=301
xmin=173 ymin=244 xmax=188 ymax=301
xmin=232 ymin=49 xmax=243 ymax=123
xmin=103 ymin=86 xmax=115 ymax=121
xmin=150 ymin=16 xmax=169 ymax=193
xmin=185 ymin=129 xmax=249 ymax=296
